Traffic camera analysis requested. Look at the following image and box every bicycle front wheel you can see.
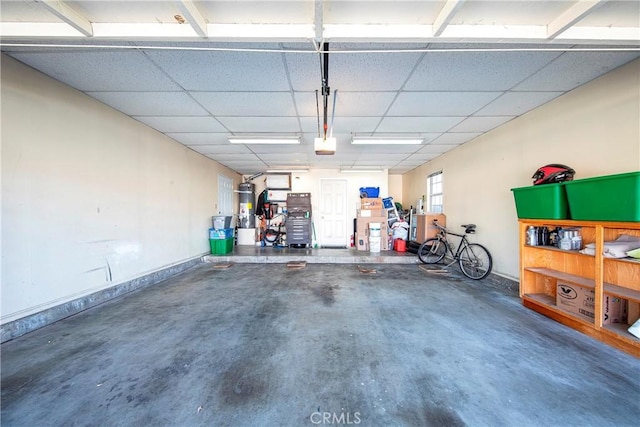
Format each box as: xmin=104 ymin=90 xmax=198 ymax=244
xmin=418 ymin=238 xmax=446 ymax=264
xmin=458 ymin=243 xmax=493 ymax=280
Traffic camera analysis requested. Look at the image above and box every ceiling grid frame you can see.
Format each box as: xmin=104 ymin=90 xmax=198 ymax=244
xmin=0 ymin=0 xmax=638 ymax=174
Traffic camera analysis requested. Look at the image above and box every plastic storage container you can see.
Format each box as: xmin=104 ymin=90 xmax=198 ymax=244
xmin=369 ymin=222 xmax=381 ymax=237
xmin=209 ymin=228 xmax=234 ymax=239
xmin=369 ymin=236 xmax=381 ymax=253
xmin=564 ymin=171 xmax=640 ymax=221
xmin=210 ymin=237 xmax=234 ymax=255
xmin=212 ymin=215 xmax=235 ymax=229
xmin=359 ymin=187 xmax=380 ymax=198
xmin=511 ymin=183 xmax=569 ymax=219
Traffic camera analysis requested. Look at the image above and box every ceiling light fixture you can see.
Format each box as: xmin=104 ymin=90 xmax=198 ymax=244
xmin=351 ymin=138 xmax=423 ymax=145
xmin=339 ymin=168 xmax=384 ymax=173
xmin=229 ymin=137 xmax=300 ymax=145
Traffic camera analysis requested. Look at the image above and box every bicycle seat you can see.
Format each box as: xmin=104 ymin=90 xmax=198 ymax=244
xmin=461 ymin=224 xmax=476 ymax=234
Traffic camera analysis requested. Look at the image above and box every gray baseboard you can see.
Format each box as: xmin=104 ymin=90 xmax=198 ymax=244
xmin=1 ymin=256 xmax=204 ymax=343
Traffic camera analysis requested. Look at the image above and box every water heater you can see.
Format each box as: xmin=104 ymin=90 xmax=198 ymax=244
xmin=238 ymin=182 xmax=255 ymax=228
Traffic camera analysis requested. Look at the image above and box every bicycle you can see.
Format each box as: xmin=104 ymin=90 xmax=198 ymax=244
xmin=417 ymin=220 xmax=493 ymax=280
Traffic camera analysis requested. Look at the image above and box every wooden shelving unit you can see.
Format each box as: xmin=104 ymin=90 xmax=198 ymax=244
xmin=519 ymin=219 xmax=640 ymax=357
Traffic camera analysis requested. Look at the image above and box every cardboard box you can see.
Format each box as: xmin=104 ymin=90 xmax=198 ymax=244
xmin=556 ymin=282 xmax=595 ymax=322
xmin=361 ymin=198 xmax=383 ymax=209
xmin=603 ymin=296 xmax=626 ymax=325
xmin=415 ymin=213 xmax=446 ymax=241
xmin=358 ymin=209 xmax=386 ymax=218
xmin=556 ymin=282 xmax=626 ymax=324
xmin=356 ymin=216 xmax=389 ymax=251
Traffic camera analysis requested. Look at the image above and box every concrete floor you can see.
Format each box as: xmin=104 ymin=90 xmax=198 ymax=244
xmin=1 ymin=263 xmax=639 ymax=426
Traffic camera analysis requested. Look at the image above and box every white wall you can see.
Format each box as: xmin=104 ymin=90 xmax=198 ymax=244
xmin=1 ymin=55 xmax=241 ymax=323
xmin=403 ymin=59 xmax=640 ymax=280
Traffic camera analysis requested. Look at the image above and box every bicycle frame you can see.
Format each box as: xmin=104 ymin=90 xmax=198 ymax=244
xmin=418 ymin=220 xmax=492 ymax=280
xmin=432 ymin=224 xmax=471 ymax=266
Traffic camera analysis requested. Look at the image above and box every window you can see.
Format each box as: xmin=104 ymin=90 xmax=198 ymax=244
xmin=427 ymin=171 xmax=443 ymax=213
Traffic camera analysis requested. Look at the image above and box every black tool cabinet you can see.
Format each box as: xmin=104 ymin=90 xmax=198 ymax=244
xmin=286 ymin=193 xmax=312 ymax=247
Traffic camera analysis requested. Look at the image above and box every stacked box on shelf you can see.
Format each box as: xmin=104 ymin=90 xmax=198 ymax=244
xmin=356 ymin=217 xmax=389 ymax=251
xmin=356 ymin=197 xmax=389 ymax=251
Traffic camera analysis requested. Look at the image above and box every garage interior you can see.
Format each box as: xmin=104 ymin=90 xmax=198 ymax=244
xmin=1 ymin=1 xmax=639 ymax=425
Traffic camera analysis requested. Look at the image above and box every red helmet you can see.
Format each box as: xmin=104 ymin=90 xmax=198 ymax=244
xmin=532 ymin=164 xmax=575 ymax=185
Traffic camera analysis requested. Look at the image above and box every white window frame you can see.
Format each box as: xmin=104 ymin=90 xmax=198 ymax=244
xmin=427 ymin=171 xmax=443 ymax=213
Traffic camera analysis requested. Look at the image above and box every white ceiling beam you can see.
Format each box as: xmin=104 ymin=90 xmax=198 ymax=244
xmin=314 ymin=0 xmax=324 ymax=43
xmin=432 ymin=0 xmax=465 ymax=37
xmin=547 ymin=0 xmax=608 ymax=39
xmin=37 ymin=0 xmax=93 ymax=37
xmin=175 ymin=0 xmax=208 ymax=38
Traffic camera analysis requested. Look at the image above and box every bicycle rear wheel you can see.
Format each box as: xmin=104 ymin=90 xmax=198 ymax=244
xmin=458 ymin=243 xmax=493 ymax=280
xmin=418 ymin=238 xmax=446 ymax=264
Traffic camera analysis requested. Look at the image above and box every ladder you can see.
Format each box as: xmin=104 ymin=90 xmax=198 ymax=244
xmin=382 ymin=197 xmax=400 ymax=224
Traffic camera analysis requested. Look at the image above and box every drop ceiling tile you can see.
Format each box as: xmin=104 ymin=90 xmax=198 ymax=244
xmin=450 ymin=116 xmax=514 ymax=133
xmin=377 ymin=117 xmax=463 ymax=133
xmin=413 ymin=145 xmax=453 ymax=158
xmin=187 ymin=144 xmax=252 ymax=155
xmin=256 ymin=153 xmax=310 ymax=162
xmin=135 ymin=116 xmax=227 ymax=133
xmin=430 ymin=133 xmax=482 ymax=145
xmin=216 ymin=160 xmax=267 ymax=169
xmin=8 ymin=51 xmax=180 ymax=91
xmin=513 ymin=52 xmax=640 ymax=91
xmin=145 ymin=50 xmax=291 ymax=91
xmin=349 ymin=144 xmax=424 ymax=154
xmin=309 ymin=157 xmax=349 ymax=168
xmin=476 ymin=92 xmax=564 ymax=116
xmin=285 ymin=53 xmax=324 ymax=91
xmin=87 ymin=92 xmax=208 ymax=116
xmin=395 ymin=160 xmax=432 ymax=169
xmin=246 ymin=145 xmax=308 ymax=154
xmin=191 ymin=92 xmax=297 ymax=116
xmin=306 ymin=148 xmax=360 ymax=161
xmin=405 ymin=51 xmax=561 ymax=91
xmin=355 ymin=153 xmax=409 ymax=162
xmin=387 ymin=92 xmax=502 ymax=116
xmin=390 ymin=167 xmax=414 ymax=174
xmin=167 ymin=133 xmax=229 ymax=145
xmin=294 ymin=92 xmax=397 ymax=116
xmin=217 ymin=117 xmax=300 ymax=133
xmin=325 ymin=52 xmax=423 ymax=91
xmin=352 ymin=160 xmax=392 ymax=167
xmin=299 ymin=116 xmax=383 ymax=133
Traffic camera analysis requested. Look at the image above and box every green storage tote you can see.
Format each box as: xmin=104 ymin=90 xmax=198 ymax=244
xmin=564 ymin=171 xmax=640 ymax=222
xmin=511 ymin=183 xmax=569 ymax=219
xmin=209 ymin=228 xmax=234 ymax=239
xmin=210 ymin=237 xmax=234 ymax=255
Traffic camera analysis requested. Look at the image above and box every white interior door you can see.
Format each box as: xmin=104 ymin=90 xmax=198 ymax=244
xmin=319 ymin=179 xmax=348 ymax=247
xmin=218 ymin=174 xmax=233 ymax=215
